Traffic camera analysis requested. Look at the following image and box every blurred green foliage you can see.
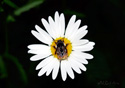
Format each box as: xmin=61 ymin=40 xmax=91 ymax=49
xmin=4 ymin=53 xmax=28 ymax=84
xmin=0 ymin=0 xmax=45 ymax=87
xmin=0 ymin=6 xmax=4 ymax=12
xmin=14 ymin=0 xmax=44 ymax=16
xmin=0 ymin=55 xmax=8 ymax=79
xmin=6 ymin=15 xmax=15 ymax=22
xmin=4 ymin=0 xmax=19 ymax=9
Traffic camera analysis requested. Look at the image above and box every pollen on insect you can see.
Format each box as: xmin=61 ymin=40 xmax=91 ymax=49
xmin=50 ymin=37 xmax=72 ymax=60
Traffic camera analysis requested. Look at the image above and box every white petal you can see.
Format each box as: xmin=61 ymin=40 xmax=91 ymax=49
xmin=38 ymin=60 xmax=52 ymax=76
xmin=72 ymin=25 xmax=88 ymax=42
xmin=41 ymin=18 xmax=55 ymax=39
xmin=38 ymin=67 xmax=46 ymax=76
xmin=68 ymin=56 xmax=81 ymax=74
xmin=48 ymin=16 xmax=57 ymax=39
xmin=65 ymin=15 xmax=76 ymax=37
xmin=71 ymin=51 xmax=93 ymax=59
xmin=54 ymin=11 xmax=60 ymax=37
xmin=35 ymin=25 xmax=52 ymax=45
xmin=28 ymin=44 xmax=51 ymax=54
xmin=73 ymin=30 xmax=88 ymax=43
xmin=72 ymin=57 xmax=88 ymax=65
xmin=61 ymin=60 xmax=67 ymax=81
xmin=77 ymin=25 xmax=87 ymax=33
xmin=29 ymin=54 xmax=49 ymax=61
xmin=28 ymin=50 xmax=51 ymax=56
xmin=36 ymin=56 xmax=53 ymax=70
xmin=52 ymin=59 xmax=60 ymax=80
xmin=69 ymin=56 xmax=86 ymax=71
xmin=72 ymin=42 xmax=95 ymax=51
xmin=58 ymin=16 xmax=62 ymax=37
xmin=38 ymin=57 xmax=54 ymax=76
xmin=60 ymin=13 xmax=65 ymax=37
xmin=73 ymin=58 xmax=87 ymax=71
xmin=81 ymin=53 xmax=93 ymax=59
xmin=67 ymin=20 xmax=81 ymax=41
xmin=72 ymin=39 xmax=89 ymax=46
xmin=76 ymin=25 xmax=88 ymax=36
xmin=31 ymin=30 xmax=50 ymax=45
xmin=28 ymin=44 xmax=49 ymax=50
xmin=65 ymin=60 xmax=75 ymax=79
xmin=46 ymin=57 xmax=57 ymax=76
xmin=55 ymin=11 xmax=60 ymax=24
xmin=71 ymin=51 xmax=88 ymax=64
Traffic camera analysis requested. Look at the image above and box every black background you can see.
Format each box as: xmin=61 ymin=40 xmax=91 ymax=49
xmin=0 ymin=0 xmax=125 ymax=88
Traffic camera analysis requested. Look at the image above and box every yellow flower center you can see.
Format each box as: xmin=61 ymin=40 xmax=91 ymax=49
xmin=50 ymin=37 xmax=72 ymax=60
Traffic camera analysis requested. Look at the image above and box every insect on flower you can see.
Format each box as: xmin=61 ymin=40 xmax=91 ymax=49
xmin=28 ymin=11 xmax=95 ymax=81
xmin=53 ymin=39 xmax=70 ymax=60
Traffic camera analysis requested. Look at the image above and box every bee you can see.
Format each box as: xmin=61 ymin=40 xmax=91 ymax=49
xmin=54 ymin=40 xmax=68 ymax=60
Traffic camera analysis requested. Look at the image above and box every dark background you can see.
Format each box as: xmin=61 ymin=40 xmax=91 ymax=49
xmin=0 ymin=0 xmax=125 ymax=88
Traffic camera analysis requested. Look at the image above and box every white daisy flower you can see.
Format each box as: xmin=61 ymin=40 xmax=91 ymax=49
xmin=28 ymin=11 xmax=95 ymax=81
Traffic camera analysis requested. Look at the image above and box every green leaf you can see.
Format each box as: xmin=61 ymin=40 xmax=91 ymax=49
xmin=4 ymin=0 xmax=19 ymax=9
xmin=4 ymin=53 xmax=28 ymax=84
xmin=64 ymin=9 xmax=86 ymax=18
xmin=0 ymin=6 xmax=4 ymax=12
xmin=6 ymin=15 xmax=15 ymax=22
xmin=0 ymin=55 xmax=8 ymax=79
xmin=14 ymin=0 xmax=44 ymax=16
